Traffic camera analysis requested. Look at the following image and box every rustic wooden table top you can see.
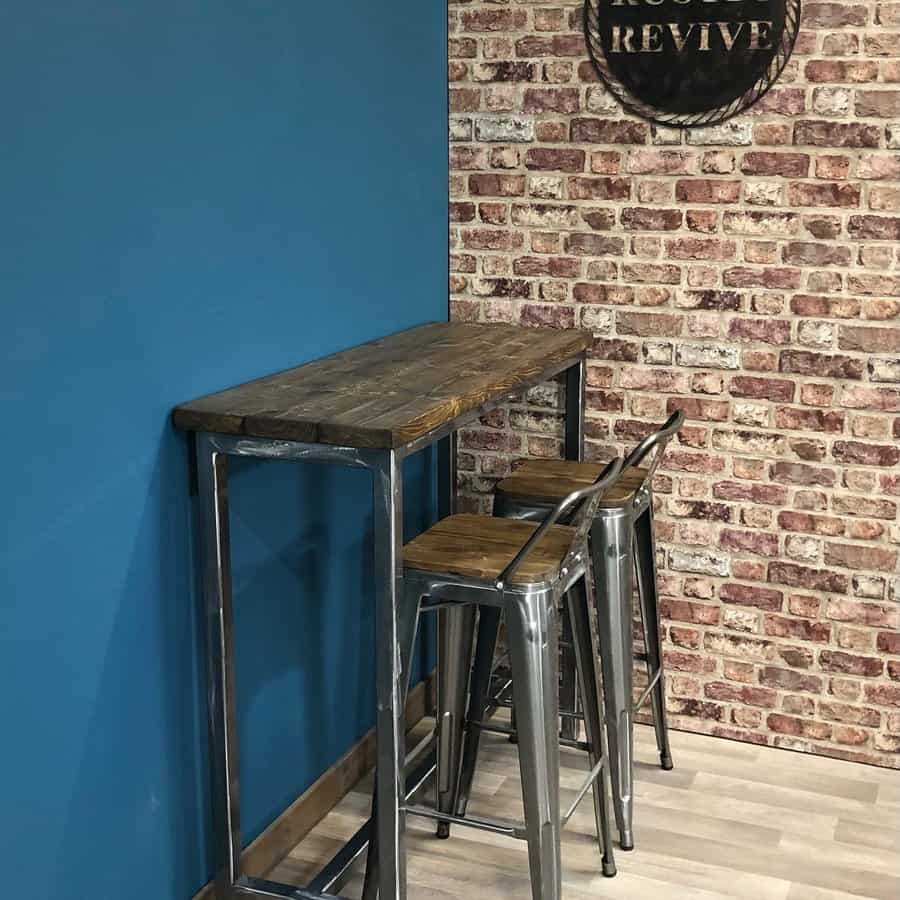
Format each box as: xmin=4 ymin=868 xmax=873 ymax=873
xmin=172 ymin=321 xmax=590 ymax=449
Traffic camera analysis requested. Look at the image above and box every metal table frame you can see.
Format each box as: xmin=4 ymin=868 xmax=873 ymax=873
xmin=193 ymin=349 xmax=586 ymax=900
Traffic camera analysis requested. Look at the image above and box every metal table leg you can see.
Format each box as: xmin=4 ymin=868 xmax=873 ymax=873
xmin=370 ymin=449 xmax=408 ymax=900
xmin=197 ymin=434 xmax=244 ymax=896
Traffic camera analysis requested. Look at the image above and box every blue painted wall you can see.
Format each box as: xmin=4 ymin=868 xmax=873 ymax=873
xmin=0 ymin=3 xmax=446 ymax=898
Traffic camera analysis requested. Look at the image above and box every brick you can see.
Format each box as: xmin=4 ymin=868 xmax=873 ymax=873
xmin=824 ymin=543 xmax=899 ymax=572
xmin=858 ymin=154 xmax=900 ymax=180
xmin=617 ymin=311 xmax=683 ymax=337
xmin=660 ymin=598 xmax=721 ymax=626
xmin=821 ymin=702 xmax=881 ymax=727
xmin=768 ymin=562 xmax=850 ymax=594
xmin=571 ymin=118 xmax=647 ymax=144
xmin=567 ymin=177 xmax=631 ymax=201
xmin=510 ymin=203 xmax=578 ymax=228
xmin=525 ymin=148 xmax=585 ymax=173
xmin=820 ymin=651 xmax=884 ymax=677
xmin=741 ymin=152 xmax=810 ymax=177
xmin=803 ymin=3 xmax=868 ymax=26
xmin=729 ymin=376 xmax=795 ymax=403
xmin=666 ymin=238 xmax=737 ymax=261
xmin=832 ymin=440 xmax=900 ymax=467
xmin=713 ymin=481 xmax=787 ymax=506
xmin=764 ymin=615 xmax=831 ymax=642
xmin=728 ymin=319 xmax=792 ymax=344
xmin=675 ymin=180 xmax=742 ymax=204
xmin=787 ymin=182 xmax=862 ymax=208
xmin=474 ymin=117 xmax=535 ymax=143
xmin=620 ymin=208 xmax=682 ymax=231
xmin=806 ymin=60 xmax=879 ymax=82
xmin=723 ymin=267 xmax=803 ymax=290
xmin=767 ymin=714 xmax=832 ymax=741
xmin=794 ymin=120 xmax=881 ymax=147
xmin=461 ymin=10 xmax=527 ymax=31
xmin=624 ymin=150 xmax=694 ymax=175
xmin=865 ymin=684 xmax=900 ymax=707
xmin=855 ymin=91 xmax=900 ymax=118
xmin=705 ymin=682 xmax=778 ymax=708
xmin=564 ymin=233 xmax=624 ymax=257
xmin=771 ymin=461 xmax=836 ymax=487
xmin=719 ymin=530 xmax=780 ymax=559
xmin=760 ymin=667 xmax=824 ymax=693
xmin=704 ymin=632 xmax=774 ymax=662
xmin=723 ymin=211 xmax=800 ymax=237
xmin=782 ymin=242 xmax=853 ymax=267
xmin=780 ymin=350 xmax=865 ymax=380
xmin=669 ymin=549 xmax=730 ymax=577
xmin=848 ymin=215 xmax=900 ymax=241
xmin=721 ymin=583 xmax=784 ymax=611
xmin=469 ymin=174 xmax=526 ymax=197
xmin=686 ymin=121 xmax=753 ymax=146
xmin=522 ymin=88 xmax=580 ymax=115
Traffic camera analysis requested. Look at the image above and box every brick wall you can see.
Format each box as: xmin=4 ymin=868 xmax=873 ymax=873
xmin=448 ymin=0 xmax=900 ymax=767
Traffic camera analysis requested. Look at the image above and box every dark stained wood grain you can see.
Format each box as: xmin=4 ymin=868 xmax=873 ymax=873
xmin=403 ymin=514 xmax=575 ymax=585
xmin=496 ymin=460 xmax=648 ymax=507
xmin=172 ymin=322 xmax=591 ymax=449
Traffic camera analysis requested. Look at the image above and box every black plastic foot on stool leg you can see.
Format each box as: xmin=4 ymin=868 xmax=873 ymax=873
xmin=603 ymin=860 xmax=617 ymax=878
xmin=620 ymin=831 xmax=634 ymax=851
xmin=660 ymin=751 xmax=674 ymax=771
xmin=436 ymin=822 xmax=450 ymax=840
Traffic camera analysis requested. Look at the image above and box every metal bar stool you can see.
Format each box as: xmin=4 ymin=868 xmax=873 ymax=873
xmin=396 ymin=459 xmax=623 ymax=900
xmin=459 ymin=412 xmax=685 ymax=852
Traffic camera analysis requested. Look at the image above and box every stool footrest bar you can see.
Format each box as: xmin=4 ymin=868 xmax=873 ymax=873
xmin=634 ymin=668 xmax=662 ymax=714
xmin=474 ymin=721 xmax=516 ymax=738
xmin=560 ymin=737 xmax=592 ymax=753
xmin=404 ymin=805 xmax=526 ymax=840
xmin=561 ymin=755 xmax=607 ymax=826
xmin=307 ymin=746 xmax=437 ymax=896
xmin=235 ymin=875 xmax=350 ymax=900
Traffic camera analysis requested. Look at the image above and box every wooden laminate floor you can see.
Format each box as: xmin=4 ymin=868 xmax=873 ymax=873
xmin=268 ymin=720 xmax=900 ymax=900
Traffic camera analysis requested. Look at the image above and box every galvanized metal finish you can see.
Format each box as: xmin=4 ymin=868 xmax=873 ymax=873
xmin=634 ymin=504 xmax=673 ymax=770
xmin=453 ymin=605 xmax=501 ymax=817
xmin=191 ymin=352 xmax=590 ymax=900
xmin=197 ymin=436 xmax=243 ymax=897
xmin=564 ymin=572 xmax=617 ymax=876
xmin=427 ymin=461 xmax=622 ymax=897
xmin=480 ymin=411 xmax=685 ymax=852
xmin=589 ymin=505 xmax=636 ymax=850
xmin=435 ymin=605 xmax=476 ymax=838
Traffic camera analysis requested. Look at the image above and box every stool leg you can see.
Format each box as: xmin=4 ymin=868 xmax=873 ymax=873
xmin=436 ymin=604 xmax=477 ymax=838
xmin=506 ymin=590 xmax=562 ymax=900
xmin=559 ymin=596 xmax=580 ymax=741
xmin=508 ymin=690 xmax=518 ymax=744
xmin=590 ymin=513 xmax=636 ymax=851
xmin=634 ymin=506 xmax=673 ymax=771
xmin=566 ymin=578 xmax=616 ymax=877
xmin=455 ymin=605 xmax=502 ymax=817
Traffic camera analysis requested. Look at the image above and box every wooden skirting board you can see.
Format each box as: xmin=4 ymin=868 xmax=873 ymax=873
xmin=193 ymin=674 xmax=435 ymax=900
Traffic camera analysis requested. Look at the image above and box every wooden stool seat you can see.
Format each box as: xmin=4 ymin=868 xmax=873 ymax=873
xmin=496 ymin=460 xmax=648 ymax=507
xmin=403 ymin=513 xmax=575 ymax=585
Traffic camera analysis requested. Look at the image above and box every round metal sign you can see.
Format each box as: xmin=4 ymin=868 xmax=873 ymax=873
xmin=584 ymin=0 xmax=800 ymax=127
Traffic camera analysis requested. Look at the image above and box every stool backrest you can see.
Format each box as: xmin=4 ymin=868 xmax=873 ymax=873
xmin=621 ymin=410 xmax=685 ymax=495
xmin=496 ymin=457 xmax=624 ymax=590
